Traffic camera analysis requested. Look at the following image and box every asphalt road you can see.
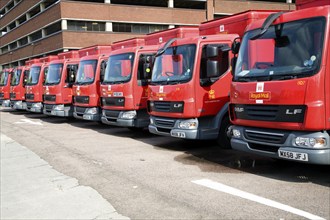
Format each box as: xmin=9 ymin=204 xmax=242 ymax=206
xmin=1 ymin=108 xmax=329 ymax=220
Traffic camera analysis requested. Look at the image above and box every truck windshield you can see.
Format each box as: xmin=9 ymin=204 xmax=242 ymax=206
xmin=76 ymin=59 xmax=97 ymax=84
xmin=26 ymin=66 xmax=41 ymax=85
xmin=103 ymin=53 xmax=135 ymax=84
xmin=234 ymin=17 xmax=325 ymax=82
xmin=11 ymin=69 xmax=22 ymax=86
xmin=151 ymin=44 xmax=196 ymax=85
xmin=0 ymin=71 xmax=9 ymax=86
xmin=45 ymin=63 xmax=63 ymax=85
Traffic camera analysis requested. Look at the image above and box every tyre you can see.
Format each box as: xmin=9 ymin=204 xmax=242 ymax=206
xmin=216 ymin=115 xmax=232 ymax=149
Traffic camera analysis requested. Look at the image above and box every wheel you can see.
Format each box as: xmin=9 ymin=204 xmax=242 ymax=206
xmin=216 ymin=115 xmax=231 ymax=149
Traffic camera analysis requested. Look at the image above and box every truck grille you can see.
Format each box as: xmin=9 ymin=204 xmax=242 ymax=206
xmin=74 ymin=96 xmax=89 ymax=104
xmin=25 ymin=94 xmax=34 ymax=100
xmin=44 ymin=104 xmax=54 ymax=112
xmin=154 ymin=118 xmax=175 ymax=128
xmin=149 ymin=101 xmax=184 ymax=113
xmin=43 ymin=95 xmax=56 ymax=102
xmin=101 ymin=97 xmax=125 ymax=107
xmin=75 ymin=106 xmax=86 ymax=114
xmin=244 ymin=129 xmax=287 ymax=144
xmin=10 ymin=93 xmax=16 ymax=99
xmin=232 ymin=104 xmax=306 ymax=123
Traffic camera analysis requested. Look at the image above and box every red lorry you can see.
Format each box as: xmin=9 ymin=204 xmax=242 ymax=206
xmin=73 ymin=45 xmax=112 ymax=121
xmin=100 ymin=37 xmax=159 ymax=128
xmin=25 ymin=56 xmax=58 ymax=113
xmin=229 ymin=0 xmax=330 ymax=164
xmin=0 ymin=68 xmax=13 ymax=107
xmin=147 ymin=12 xmax=277 ymax=148
xmin=43 ymin=51 xmax=80 ymax=117
xmin=10 ymin=60 xmax=38 ymax=110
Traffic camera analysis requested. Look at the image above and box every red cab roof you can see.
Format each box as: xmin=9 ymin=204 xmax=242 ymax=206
xmin=78 ymin=45 xmax=112 ymax=57
xmin=111 ymin=38 xmax=145 ymax=50
xmin=144 ymin=27 xmax=199 ymax=45
xmin=296 ymin=0 xmax=329 ymax=9
xmin=199 ymin=10 xmax=281 ymax=37
xmin=58 ymin=50 xmax=80 ymax=59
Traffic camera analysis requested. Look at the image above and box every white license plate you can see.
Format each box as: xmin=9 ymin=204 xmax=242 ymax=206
xmin=51 ymin=111 xmax=56 ymax=115
xmin=278 ymin=150 xmax=308 ymax=161
xmin=83 ymin=115 xmax=92 ymax=120
xmin=171 ymin=131 xmax=186 ymax=138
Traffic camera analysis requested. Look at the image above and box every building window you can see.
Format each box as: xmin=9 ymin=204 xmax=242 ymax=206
xmin=67 ymin=20 xmax=105 ymax=32
xmin=113 ymin=23 xmax=167 ymax=34
xmin=30 ymin=30 xmax=42 ymax=42
xmin=44 ymin=21 xmax=61 ymax=36
xmin=17 ymin=15 xmax=27 ymax=25
xmin=110 ymin=0 xmax=167 ymax=7
xmin=9 ymin=42 xmax=17 ymax=50
xmin=8 ymin=22 xmax=16 ymax=30
xmin=18 ymin=37 xmax=28 ymax=46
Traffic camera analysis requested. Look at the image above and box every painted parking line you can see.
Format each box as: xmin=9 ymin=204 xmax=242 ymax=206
xmin=192 ymin=179 xmax=325 ymax=220
xmin=14 ymin=119 xmax=42 ymax=125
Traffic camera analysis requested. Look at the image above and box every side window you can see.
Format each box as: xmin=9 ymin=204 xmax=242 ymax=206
xmin=100 ymin=60 xmax=107 ymax=82
xmin=138 ymin=53 xmax=155 ymax=80
xmin=43 ymin=67 xmax=49 ymax=84
xmin=66 ymin=64 xmax=78 ymax=84
xmin=23 ymin=70 xmax=29 ymax=86
xmin=200 ymin=44 xmax=230 ymax=86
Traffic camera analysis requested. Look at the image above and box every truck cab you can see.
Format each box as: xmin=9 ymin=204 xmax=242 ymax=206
xmin=229 ymin=1 xmax=330 ymax=164
xmin=100 ymin=38 xmax=158 ymax=128
xmin=0 ymin=68 xmax=13 ymax=107
xmin=147 ymin=12 xmax=277 ymax=148
xmin=73 ymin=45 xmax=112 ymax=121
xmin=25 ymin=56 xmax=58 ymax=113
xmin=43 ymin=51 xmax=80 ymax=117
xmin=10 ymin=60 xmax=38 ymax=110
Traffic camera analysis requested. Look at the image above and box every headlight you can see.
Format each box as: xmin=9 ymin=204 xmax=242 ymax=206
xmin=86 ymin=107 xmax=98 ymax=114
xmin=232 ymin=129 xmax=241 ymax=138
xmin=54 ymin=104 xmax=64 ymax=111
xmin=178 ymin=120 xmax=197 ymax=129
xmin=295 ymin=137 xmax=327 ymax=148
xmin=150 ymin=118 xmax=154 ymax=125
xmin=120 ymin=111 xmax=136 ymax=119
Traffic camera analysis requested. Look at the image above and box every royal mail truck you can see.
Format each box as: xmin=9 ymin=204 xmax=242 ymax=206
xmin=100 ymin=37 xmax=159 ymax=129
xmin=10 ymin=60 xmax=38 ymax=110
xmin=25 ymin=56 xmax=58 ymax=113
xmin=43 ymin=51 xmax=80 ymax=117
xmin=0 ymin=68 xmax=13 ymax=107
xmin=229 ymin=0 xmax=330 ymax=164
xmin=73 ymin=45 xmax=112 ymax=121
xmin=147 ymin=12 xmax=277 ymax=148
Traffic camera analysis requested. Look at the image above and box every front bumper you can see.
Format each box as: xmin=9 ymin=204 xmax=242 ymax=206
xmin=1 ymin=99 xmax=11 ymax=107
xmin=73 ymin=106 xmax=101 ymax=121
xmin=26 ymin=102 xmax=43 ymax=113
xmin=101 ymin=109 xmax=149 ymax=128
xmin=230 ymin=125 xmax=330 ymax=165
xmin=43 ymin=104 xmax=73 ymax=117
xmin=10 ymin=100 xmax=26 ymax=110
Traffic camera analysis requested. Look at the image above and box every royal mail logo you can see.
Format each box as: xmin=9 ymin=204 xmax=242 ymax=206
xmin=249 ymin=92 xmax=271 ymax=100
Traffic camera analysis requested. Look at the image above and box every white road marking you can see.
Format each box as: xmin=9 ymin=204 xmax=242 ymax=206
xmin=14 ymin=119 xmax=42 ymax=126
xmin=192 ymin=179 xmax=325 ymax=220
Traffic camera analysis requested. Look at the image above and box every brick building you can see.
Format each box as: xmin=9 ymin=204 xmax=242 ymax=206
xmin=0 ymin=0 xmax=294 ymax=70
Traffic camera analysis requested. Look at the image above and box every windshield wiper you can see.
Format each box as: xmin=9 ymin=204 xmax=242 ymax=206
xmin=251 ymin=11 xmax=285 ymax=40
